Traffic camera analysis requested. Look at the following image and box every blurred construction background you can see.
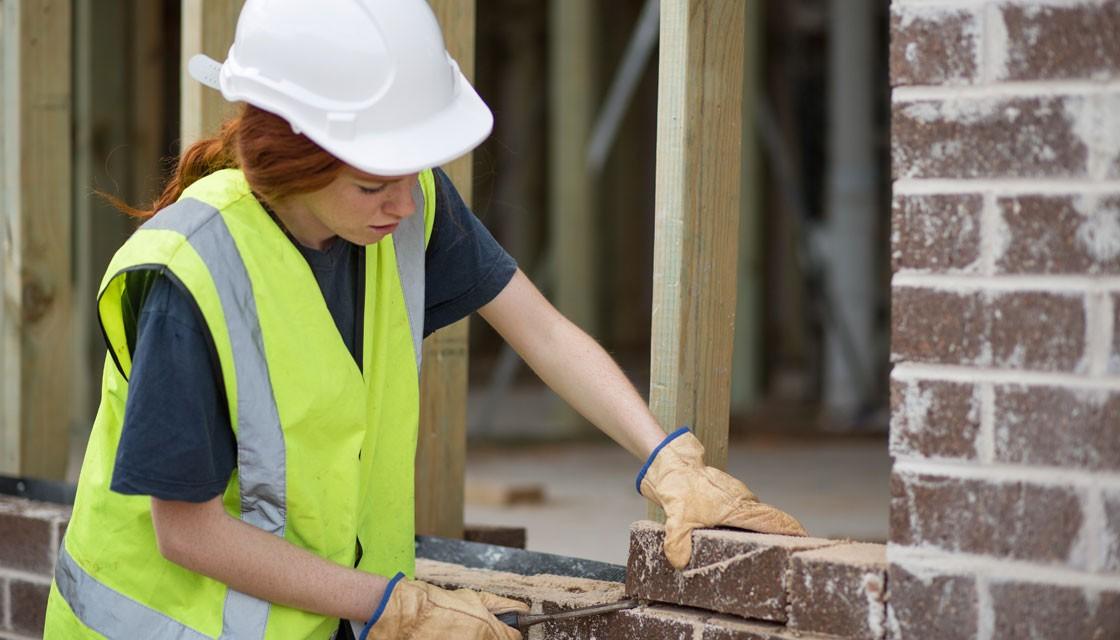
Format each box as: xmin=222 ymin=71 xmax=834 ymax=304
xmin=3 ymin=0 xmax=892 ymax=565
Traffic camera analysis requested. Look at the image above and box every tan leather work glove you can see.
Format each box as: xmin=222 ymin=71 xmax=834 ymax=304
xmin=361 ymin=573 xmax=528 ymax=640
xmin=637 ymin=428 xmax=808 ymax=570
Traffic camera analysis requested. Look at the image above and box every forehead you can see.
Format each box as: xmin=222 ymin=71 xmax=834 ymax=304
xmin=342 ymin=167 xmax=408 ymax=183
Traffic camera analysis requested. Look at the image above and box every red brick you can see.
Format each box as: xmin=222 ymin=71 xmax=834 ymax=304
xmin=892 ymin=97 xmax=1089 ymax=179
xmin=989 ymin=291 xmax=1087 ymax=371
xmin=1105 ymin=489 xmax=1120 ymax=573
xmin=625 ymin=521 xmax=835 ymax=623
xmin=9 ymin=578 xmax=49 ymax=636
xmin=991 ymin=581 xmax=1120 ymax=639
xmin=891 ymin=288 xmax=986 ymax=365
xmin=0 ymin=497 xmax=70 ymax=577
xmin=885 ymin=565 xmax=976 ymax=640
xmin=892 ymin=287 xmax=1088 ymax=372
xmin=890 ymin=6 xmax=980 ymax=86
xmin=996 ymin=195 xmax=1120 ymax=274
xmin=892 ymin=194 xmax=982 ymax=272
xmin=999 ymin=3 xmax=1120 ymax=81
xmin=994 ymin=385 xmax=1120 ymax=471
xmin=890 ymin=377 xmax=981 ymax=460
xmin=787 ymin=543 xmax=887 ymax=639
xmin=890 ymin=472 xmax=1084 ymax=567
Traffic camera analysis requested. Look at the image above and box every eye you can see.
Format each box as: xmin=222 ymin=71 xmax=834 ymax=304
xmin=358 ymin=184 xmax=386 ymax=195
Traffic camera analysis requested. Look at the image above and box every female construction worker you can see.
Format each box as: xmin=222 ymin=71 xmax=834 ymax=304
xmin=45 ymin=1 xmax=805 ymax=638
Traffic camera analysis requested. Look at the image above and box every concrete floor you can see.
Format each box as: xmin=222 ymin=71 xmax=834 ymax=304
xmin=464 ymin=436 xmax=891 ymax=565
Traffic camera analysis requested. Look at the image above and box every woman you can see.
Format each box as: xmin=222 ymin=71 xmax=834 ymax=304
xmin=45 ymin=1 xmax=805 ymax=638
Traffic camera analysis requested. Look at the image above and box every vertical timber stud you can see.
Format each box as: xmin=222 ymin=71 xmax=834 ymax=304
xmin=415 ymin=0 xmax=474 ymax=539
xmin=180 ymin=0 xmax=243 ymax=148
xmin=0 ymin=0 xmax=74 ymax=479
xmin=549 ymin=0 xmax=596 ymax=336
xmin=649 ymin=0 xmax=745 ymax=503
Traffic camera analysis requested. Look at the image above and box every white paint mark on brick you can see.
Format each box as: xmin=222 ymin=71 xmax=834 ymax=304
xmin=1104 ymin=294 xmax=1119 ymax=374
xmin=983 ymin=3 xmax=1008 ymax=83
xmin=888 ymin=545 xmax=1120 ymax=591
xmin=976 ymin=576 xmax=994 ymax=640
xmin=862 ymin=572 xmax=887 ymax=640
xmin=1067 ymin=94 xmax=1120 ymax=181
xmin=1073 ymin=195 xmax=1120 ymax=264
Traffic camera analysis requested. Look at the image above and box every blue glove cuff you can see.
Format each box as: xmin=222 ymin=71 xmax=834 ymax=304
xmin=360 ymin=571 xmax=406 ymax=640
xmin=634 ymin=427 xmax=691 ymax=494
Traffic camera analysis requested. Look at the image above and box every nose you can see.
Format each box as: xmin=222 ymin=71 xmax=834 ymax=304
xmin=384 ymin=173 xmax=420 ymax=220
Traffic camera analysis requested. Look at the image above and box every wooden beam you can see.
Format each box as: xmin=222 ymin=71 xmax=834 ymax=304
xmin=0 ymin=0 xmax=75 ymax=479
xmin=648 ymin=0 xmax=745 ymax=477
xmin=549 ymin=0 xmax=596 ymax=335
xmin=414 ymin=0 xmax=475 ymax=539
xmin=180 ymin=0 xmax=243 ymax=147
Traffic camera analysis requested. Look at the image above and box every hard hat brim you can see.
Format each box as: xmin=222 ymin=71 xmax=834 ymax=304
xmin=313 ymin=67 xmax=494 ymax=177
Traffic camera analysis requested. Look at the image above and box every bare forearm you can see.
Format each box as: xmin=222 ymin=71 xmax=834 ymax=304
xmin=481 ymin=271 xmax=666 ymax=459
xmin=152 ymin=496 xmax=386 ymax=622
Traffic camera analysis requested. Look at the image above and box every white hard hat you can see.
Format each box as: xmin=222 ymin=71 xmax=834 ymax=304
xmin=188 ymin=0 xmax=493 ymax=176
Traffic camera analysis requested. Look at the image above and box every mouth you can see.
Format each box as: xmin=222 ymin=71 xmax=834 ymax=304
xmin=370 ymin=222 xmax=399 ymax=234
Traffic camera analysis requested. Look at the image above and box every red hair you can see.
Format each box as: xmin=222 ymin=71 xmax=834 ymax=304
xmin=107 ymin=104 xmax=343 ymax=219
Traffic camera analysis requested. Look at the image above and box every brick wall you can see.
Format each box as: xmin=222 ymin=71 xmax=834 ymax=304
xmin=889 ymin=1 xmax=1120 ymax=638
xmin=0 ymin=497 xmax=70 ymax=639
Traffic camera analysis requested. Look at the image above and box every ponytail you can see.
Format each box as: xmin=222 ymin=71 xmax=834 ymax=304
xmin=103 ymin=104 xmax=342 ymax=220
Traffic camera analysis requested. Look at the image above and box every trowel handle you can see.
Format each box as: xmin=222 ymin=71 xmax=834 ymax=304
xmin=496 ymin=611 xmax=521 ymax=629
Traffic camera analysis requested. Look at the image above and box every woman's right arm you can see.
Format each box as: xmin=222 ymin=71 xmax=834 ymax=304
xmin=150 ymin=495 xmax=386 ymax=622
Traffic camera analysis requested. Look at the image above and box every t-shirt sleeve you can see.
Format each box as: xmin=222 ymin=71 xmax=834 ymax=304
xmin=423 ymin=167 xmax=518 ymax=336
xmin=110 ymin=273 xmax=237 ymax=503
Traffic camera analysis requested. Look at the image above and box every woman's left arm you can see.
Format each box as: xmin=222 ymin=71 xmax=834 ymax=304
xmin=479 ymin=269 xmax=666 ymax=460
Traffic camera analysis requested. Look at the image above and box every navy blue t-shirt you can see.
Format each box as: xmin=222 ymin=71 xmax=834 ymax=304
xmin=110 ymin=168 xmax=516 ymax=502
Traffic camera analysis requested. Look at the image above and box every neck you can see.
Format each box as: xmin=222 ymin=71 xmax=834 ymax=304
xmin=265 ymin=198 xmax=335 ymax=251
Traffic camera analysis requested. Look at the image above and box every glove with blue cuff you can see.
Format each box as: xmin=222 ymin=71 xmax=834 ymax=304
xmin=636 ymin=428 xmax=808 ymax=570
xmin=359 ymin=572 xmax=528 ymax=640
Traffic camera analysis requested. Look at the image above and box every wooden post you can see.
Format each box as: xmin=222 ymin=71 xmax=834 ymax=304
xmin=0 ymin=0 xmax=74 ymax=479
xmin=549 ymin=0 xmax=597 ymax=434
xmin=648 ymin=0 xmax=745 ymax=484
xmin=414 ymin=0 xmax=475 ymax=539
xmin=180 ymin=0 xmax=243 ymax=147
xmin=549 ymin=0 xmax=596 ymax=336
xmin=731 ymin=1 xmax=764 ymax=412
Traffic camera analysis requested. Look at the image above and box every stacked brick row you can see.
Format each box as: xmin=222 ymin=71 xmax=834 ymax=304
xmin=0 ymin=496 xmax=70 ymax=639
xmin=889 ymin=1 xmax=1120 ymax=638
xmin=418 ymin=522 xmax=889 ymax=640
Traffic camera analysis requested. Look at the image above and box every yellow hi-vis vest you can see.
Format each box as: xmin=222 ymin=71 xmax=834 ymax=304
xmin=45 ymin=168 xmax=437 ymax=639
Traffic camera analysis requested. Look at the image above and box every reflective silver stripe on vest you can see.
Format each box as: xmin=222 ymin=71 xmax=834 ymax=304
xmin=145 ymin=199 xmax=281 ymax=638
xmin=56 ymin=545 xmax=211 ymax=639
xmin=393 ymin=184 xmax=427 ymax=372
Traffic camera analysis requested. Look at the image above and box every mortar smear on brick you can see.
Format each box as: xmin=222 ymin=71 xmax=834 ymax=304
xmin=890 ymin=377 xmax=981 ymax=461
xmin=996 ymin=194 xmax=1120 ymax=274
xmin=994 ymin=385 xmax=1120 ymax=472
xmin=415 ymin=559 xmax=624 ymax=610
xmin=787 ymin=543 xmax=887 ymax=640
xmin=889 ymin=6 xmax=980 ymax=86
xmin=999 ymin=3 xmax=1120 ymax=81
